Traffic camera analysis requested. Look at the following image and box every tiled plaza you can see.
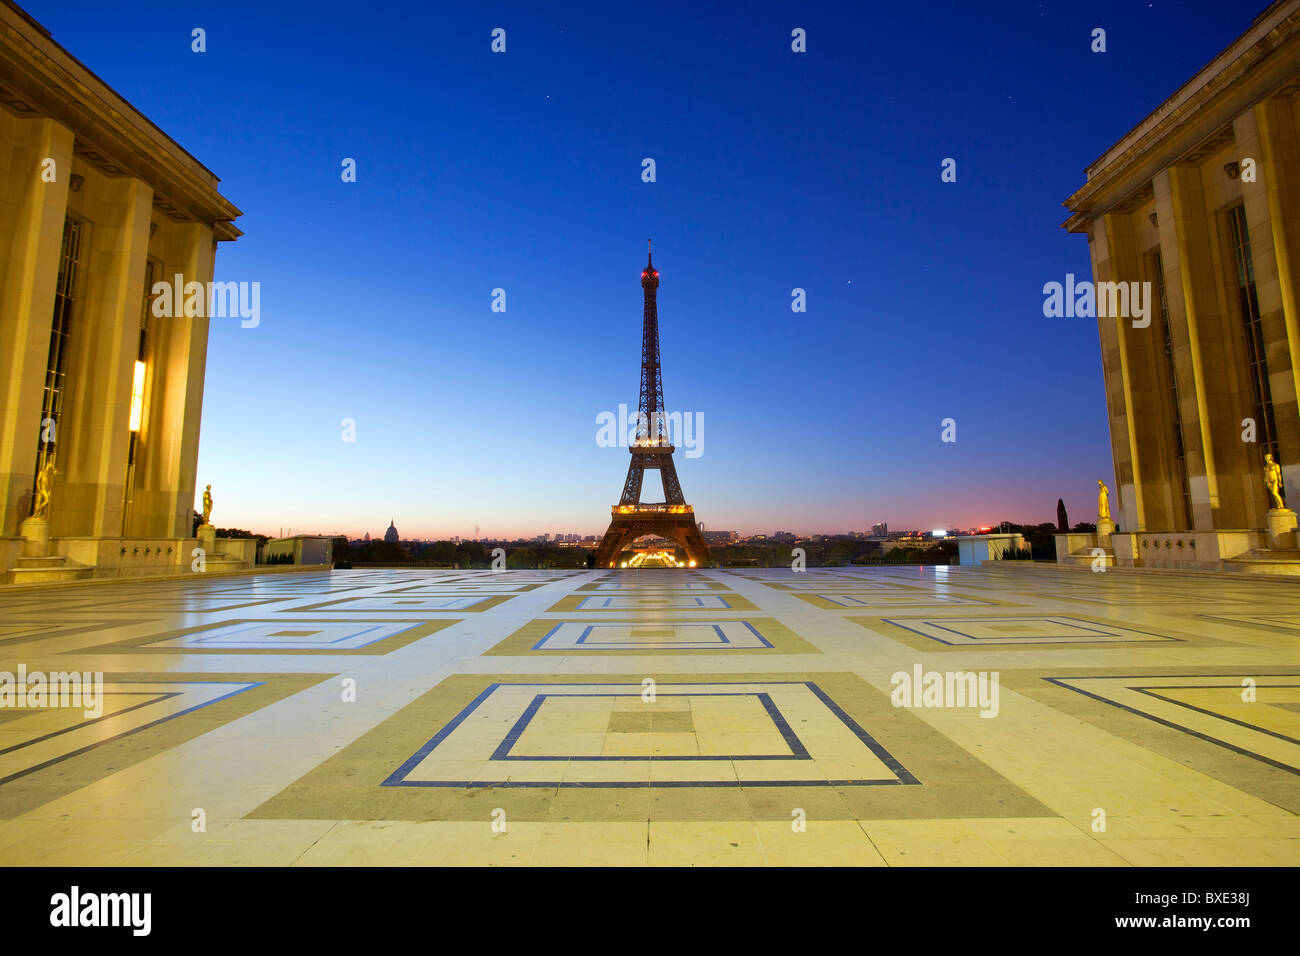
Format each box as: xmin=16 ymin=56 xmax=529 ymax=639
xmin=0 ymin=564 xmax=1296 ymax=866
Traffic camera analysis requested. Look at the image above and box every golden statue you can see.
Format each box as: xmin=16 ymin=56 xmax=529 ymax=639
xmin=1097 ymin=479 xmax=1111 ymax=521
xmin=1264 ymin=453 xmax=1285 ymax=510
xmin=33 ymin=459 xmax=55 ymax=519
xmin=201 ymin=484 xmax=213 ymax=526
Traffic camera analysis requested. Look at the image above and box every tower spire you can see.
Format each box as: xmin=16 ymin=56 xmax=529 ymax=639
xmin=638 ymin=242 xmax=664 ymax=446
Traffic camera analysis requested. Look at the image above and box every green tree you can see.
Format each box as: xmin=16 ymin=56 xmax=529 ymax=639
xmin=456 ymin=541 xmax=487 ymax=568
xmin=508 ymin=548 xmax=537 ymax=569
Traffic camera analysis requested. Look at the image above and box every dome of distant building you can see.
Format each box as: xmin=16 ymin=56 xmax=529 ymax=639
xmin=384 ymin=520 xmax=399 ymax=544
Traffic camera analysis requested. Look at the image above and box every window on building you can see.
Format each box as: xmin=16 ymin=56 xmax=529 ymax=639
xmin=122 ymin=258 xmax=158 ymax=532
xmin=32 ymin=217 xmax=83 ymax=508
xmin=1227 ymin=205 xmax=1279 ymax=463
xmin=1150 ymin=250 xmax=1192 ymax=529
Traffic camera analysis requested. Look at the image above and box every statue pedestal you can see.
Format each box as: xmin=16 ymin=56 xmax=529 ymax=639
xmin=19 ymin=516 xmax=51 ymax=557
xmin=1096 ymin=517 xmax=1117 ymax=548
xmin=197 ymin=523 xmax=216 ymax=557
xmin=1266 ymin=509 xmax=1297 ymax=550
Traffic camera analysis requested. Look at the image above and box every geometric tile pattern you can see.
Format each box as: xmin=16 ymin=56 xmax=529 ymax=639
xmin=0 ymin=671 xmax=327 ymax=819
xmin=57 ymin=595 xmax=285 ymax=613
xmin=250 ymin=670 xmax=1048 ymax=825
xmin=576 ymin=581 xmax=729 ymax=592
xmin=553 ymin=593 xmax=756 ymax=611
xmin=147 ymin=621 xmax=418 ymax=650
xmin=382 ymin=680 xmax=918 ymax=788
xmin=526 ymin=620 xmax=777 ymax=651
xmin=380 ymin=583 xmax=545 ymax=595
xmin=1196 ymin=612 xmax=1300 ymax=637
xmin=77 ymin=619 xmax=458 ymax=656
xmin=0 ymin=618 xmax=159 ymax=648
xmin=139 ymin=620 xmax=434 ymax=652
xmin=0 ymin=679 xmax=259 ymax=786
xmin=1032 ymin=592 xmax=1253 ymax=608
xmin=792 ymin=591 xmax=1004 ymax=610
xmin=1045 ymin=674 xmax=1300 ymax=774
xmin=761 ymin=580 xmax=924 ymax=591
xmin=485 ymin=617 xmax=818 ymax=656
xmin=875 ymin=615 xmax=1179 ymax=646
xmin=1 ymin=564 xmax=1297 ymax=866
xmin=292 ymin=594 xmax=513 ymax=613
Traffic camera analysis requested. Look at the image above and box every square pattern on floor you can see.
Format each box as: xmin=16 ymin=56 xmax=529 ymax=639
xmin=0 ymin=680 xmax=259 ymax=786
xmin=533 ymin=621 xmax=773 ymax=651
xmin=486 ymin=616 xmax=819 ymax=656
xmin=878 ymin=615 xmax=1178 ymax=646
xmin=573 ymin=594 xmax=739 ymax=610
xmin=383 ymin=681 xmax=916 ymax=788
xmin=793 ymin=591 xmax=1003 ymax=610
xmin=143 ymin=620 xmax=425 ymax=651
xmin=1046 ymin=673 xmax=1300 ymax=773
xmin=293 ymin=594 xmax=512 ymax=612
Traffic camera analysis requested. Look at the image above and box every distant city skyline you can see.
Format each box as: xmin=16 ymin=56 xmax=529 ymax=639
xmin=21 ymin=0 xmax=1257 ymax=538
xmin=336 ymin=521 xmax=1053 ymax=542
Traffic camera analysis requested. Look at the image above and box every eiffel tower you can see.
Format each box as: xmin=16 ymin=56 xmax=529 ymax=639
xmin=594 ymin=243 xmax=711 ymax=569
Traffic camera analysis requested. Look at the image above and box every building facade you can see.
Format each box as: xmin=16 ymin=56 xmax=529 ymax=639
xmin=1060 ymin=0 xmax=1300 ymax=572
xmin=0 ymin=1 xmax=242 ymax=581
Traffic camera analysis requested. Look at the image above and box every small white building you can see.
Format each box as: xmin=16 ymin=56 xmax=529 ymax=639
xmin=264 ymin=535 xmax=336 ymax=566
xmin=957 ymin=533 xmax=1028 ymax=566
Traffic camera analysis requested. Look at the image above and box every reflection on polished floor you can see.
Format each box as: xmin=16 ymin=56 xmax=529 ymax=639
xmin=0 ymin=564 xmax=1296 ymax=866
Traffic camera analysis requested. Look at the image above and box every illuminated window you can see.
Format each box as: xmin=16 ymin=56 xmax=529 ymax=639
xmin=122 ymin=259 xmax=157 ymax=531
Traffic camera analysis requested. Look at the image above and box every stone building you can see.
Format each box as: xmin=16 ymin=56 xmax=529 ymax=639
xmin=0 ymin=1 xmax=245 ymax=580
xmin=1059 ymin=0 xmax=1300 ymax=573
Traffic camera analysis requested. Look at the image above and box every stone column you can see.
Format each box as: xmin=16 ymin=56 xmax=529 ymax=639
xmin=1154 ymin=165 xmax=1238 ymax=529
xmin=1089 ymin=213 xmax=1146 ymax=531
xmin=58 ymin=166 xmax=154 ymax=539
xmin=1243 ymin=100 xmax=1300 ymax=512
xmin=0 ymin=115 xmax=73 ymax=536
xmin=132 ymin=220 xmax=215 ymax=538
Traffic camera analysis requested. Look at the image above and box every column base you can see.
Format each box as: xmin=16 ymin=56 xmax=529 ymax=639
xmin=196 ymin=523 xmax=217 ymax=555
xmin=1096 ymin=518 xmax=1116 ymax=548
xmin=19 ymin=516 xmax=51 ymax=557
xmin=1266 ymin=509 xmax=1297 ymax=549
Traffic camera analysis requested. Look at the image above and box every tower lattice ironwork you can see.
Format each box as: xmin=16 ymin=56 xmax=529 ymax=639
xmin=595 ymin=242 xmax=711 ymax=568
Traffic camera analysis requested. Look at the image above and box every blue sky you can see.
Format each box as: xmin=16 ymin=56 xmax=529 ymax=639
xmin=31 ymin=0 xmax=1258 ymax=537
